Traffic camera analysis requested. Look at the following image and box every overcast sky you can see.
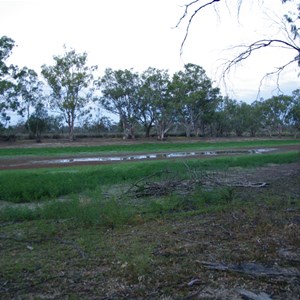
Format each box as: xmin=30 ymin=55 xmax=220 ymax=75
xmin=1 ymin=0 xmax=299 ymax=105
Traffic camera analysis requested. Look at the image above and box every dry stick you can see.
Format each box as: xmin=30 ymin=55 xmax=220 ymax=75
xmin=124 ymin=170 xmax=171 ymax=194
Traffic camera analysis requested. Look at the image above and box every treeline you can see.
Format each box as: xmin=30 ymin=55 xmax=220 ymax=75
xmin=1 ymin=36 xmax=300 ymax=142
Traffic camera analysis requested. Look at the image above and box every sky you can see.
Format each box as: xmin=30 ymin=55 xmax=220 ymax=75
xmin=0 ymin=0 xmax=299 ymax=119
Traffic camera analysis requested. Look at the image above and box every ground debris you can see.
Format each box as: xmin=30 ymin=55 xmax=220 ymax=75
xmin=200 ymin=261 xmax=300 ymax=278
xmin=278 ymin=248 xmax=300 ymax=262
xmin=237 ymin=289 xmax=273 ymax=300
xmin=126 ymin=176 xmax=268 ymax=198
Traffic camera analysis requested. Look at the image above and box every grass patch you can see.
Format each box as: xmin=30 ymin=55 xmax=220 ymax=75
xmin=0 ymin=139 xmax=299 ymax=157
xmin=0 ymin=186 xmax=236 ymax=226
xmin=0 ymin=151 xmax=298 ymax=203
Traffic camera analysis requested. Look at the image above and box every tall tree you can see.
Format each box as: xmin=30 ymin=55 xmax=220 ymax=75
xmin=171 ymin=63 xmax=220 ymax=137
xmin=143 ymin=70 xmax=174 ymax=140
xmin=286 ymin=89 xmax=300 ymax=135
xmin=260 ymin=95 xmax=293 ymax=136
xmin=0 ymin=36 xmax=19 ymax=126
xmin=41 ymin=48 xmax=97 ymax=141
xmin=26 ymin=102 xmax=48 ymax=143
xmin=138 ymin=68 xmax=170 ymax=137
xmin=98 ymin=68 xmax=140 ymax=139
xmin=16 ymin=67 xmax=44 ymax=123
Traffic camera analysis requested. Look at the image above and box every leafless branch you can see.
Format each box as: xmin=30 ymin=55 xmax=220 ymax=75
xmin=223 ymin=39 xmax=299 ymax=75
xmin=257 ymin=57 xmax=298 ymax=98
xmin=176 ymin=0 xmax=300 ymax=94
xmin=219 ymin=39 xmax=300 ymax=94
xmin=176 ymin=0 xmax=222 ymax=55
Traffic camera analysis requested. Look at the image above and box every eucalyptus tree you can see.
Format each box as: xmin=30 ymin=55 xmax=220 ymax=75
xmin=229 ymin=101 xmax=254 ymax=137
xmin=259 ymin=95 xmax=294 ymax=136
xmin=148 ymin=70 xmax=174 ymax=140
xmin=26 ymin=102 xmax=48 ymax=142
xmin=286 ymin=89 xmax=300 ymax=135
xmin=248 ymin=101 xmax=264 ymax=137
xmin=171 ymin=63 xmax=221 ymax=137
xmin=0 ymin=36 xmax=19 ymax=126
xmin=41 ymin=48 xmax=97 ymax=141
xmin=16 ymin=67 xmax=44 ymax=125
xmin=138 ymin=67 xmax=170 ymax=137
xmin=98 ymin=68 xmax=140 ymax=139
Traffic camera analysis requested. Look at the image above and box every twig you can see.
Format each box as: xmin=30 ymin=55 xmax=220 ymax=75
xmin=124 ymin=170 xmax=169 ymax=194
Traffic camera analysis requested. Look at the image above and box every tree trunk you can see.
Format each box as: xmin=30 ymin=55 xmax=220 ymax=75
xmin=67 ymin=114 xmax=75 ymax=141
xmin=144 ymin=124 xmax=152 ymax=138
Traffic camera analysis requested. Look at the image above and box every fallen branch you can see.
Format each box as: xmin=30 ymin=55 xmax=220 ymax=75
xmin=238 ymin=289 xmax=273 ymax=300
xmin=124 ymin=170 xmax=171 ymax=195
xmin=199 ymin=261 xmax=300 ymax=278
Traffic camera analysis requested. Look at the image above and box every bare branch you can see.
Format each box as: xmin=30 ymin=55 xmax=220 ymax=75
xmin=176 ymin=0 xmax=300 ymax=94
xmin=220 ymin=39 xmax=300 ymax=84
xmin=176 ymin=0 xmax=222 ymax=55
xmin=257 ymin=57 xmax=299 ymax=98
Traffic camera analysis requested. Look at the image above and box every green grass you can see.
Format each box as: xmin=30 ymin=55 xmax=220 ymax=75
xmin=0 ymin=138 xmax=299 ymax=157
xmin=0 ymin=151 xmax=298 ymax=203
xmin=0 ymin=151 xmax=299 ymax=226
xmin=0 ymin=185 xmax=236 ymax=225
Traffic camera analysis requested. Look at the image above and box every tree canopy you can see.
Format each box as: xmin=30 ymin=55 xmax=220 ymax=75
xmin=0 ymin=36 xmax=19 ymax=126
xmin=41 ymin=48 xmax=97 ymax=141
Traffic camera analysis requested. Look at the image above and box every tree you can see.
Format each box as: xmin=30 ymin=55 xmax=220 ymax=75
xmin=248 ymin=101 xmax=264 ymax=137
xmin=0 ymin=36 xmax=19 ymax=126
xmin=98 ymin=68 xmax=140 ymax=139
xmin=16 ymin=67 xmax=44 ymax=122
xmin=171 ymin=63 xmax=221 ymax=137
xmin=26 ymin=102 xmax=48 ymax=142
xmin=259 ymin=95 xmax=293 ymax=136
xmin=176 ymin=0 xmax=300 ymax=86
xmin=41 ymin=48 xmax=97 ymax=141
xmin=138 ymin=68 xmax=170 ymax=137
xmin=286 ymin=89 xmax=300 ymax=135
xmin=146 ymin=70 xmax=174 ymax=140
